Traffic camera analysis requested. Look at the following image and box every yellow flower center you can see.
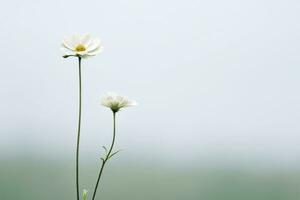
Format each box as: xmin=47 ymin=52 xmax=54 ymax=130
xmin=75 ymin=44 xmax=86 ymax=52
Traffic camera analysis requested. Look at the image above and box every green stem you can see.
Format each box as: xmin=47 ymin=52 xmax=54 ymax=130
xmin=92 ymin=112 xmax=117 ymax=200
xmin=76 ymin=57 xmax=82 ymax=200
xmin=107 ymin=112 xmax=116 ymax=156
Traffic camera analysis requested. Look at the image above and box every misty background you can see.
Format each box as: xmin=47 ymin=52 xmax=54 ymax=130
xmin=0 ymin=0 xmax=300 ymax=199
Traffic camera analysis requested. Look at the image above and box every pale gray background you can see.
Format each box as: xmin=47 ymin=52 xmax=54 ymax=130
xmin=0 ymin=0 xmax=300 ymax=168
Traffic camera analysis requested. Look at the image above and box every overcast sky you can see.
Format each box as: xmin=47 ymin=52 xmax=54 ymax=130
xmin=0 ymin=0 xmax=300 ymax=166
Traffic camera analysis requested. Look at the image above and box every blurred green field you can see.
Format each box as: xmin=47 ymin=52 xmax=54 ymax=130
xmin=1 ymin=159 xmax=300 ymax=200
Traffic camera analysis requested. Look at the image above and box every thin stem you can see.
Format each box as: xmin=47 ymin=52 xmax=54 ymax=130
xmin=91 ymin=160 xmax=105 ymax=200
xmin=76 ymin=57 xmax=82 ymax=200
xmin=107 ymin=112 xmax=116 ymax=156
xmin=92 ymin=112 xmax=117 ymax=200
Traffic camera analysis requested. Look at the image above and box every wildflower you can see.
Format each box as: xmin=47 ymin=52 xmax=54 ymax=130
xmin=92 ymin=93 xmax=136 ymax=200
xmin=62 ymin=34 xmax=103 ymax=58
xmin=62 ymin=33 xmax=103 ymax=200
xmin=101 ymin=92 xmax=137 ymax=112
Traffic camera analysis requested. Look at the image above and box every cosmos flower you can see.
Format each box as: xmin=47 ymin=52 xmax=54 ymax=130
xmin=101 ymin=92 xmax=137 ymax=112
xmin=61 ymin=34 xmax=103 ymax=58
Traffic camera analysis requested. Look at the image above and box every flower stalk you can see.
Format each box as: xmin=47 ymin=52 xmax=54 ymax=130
xmin=92 ymin=111 xmax=117 ymax=200
xmin=76 ymin=57 xmax=82 ymax=200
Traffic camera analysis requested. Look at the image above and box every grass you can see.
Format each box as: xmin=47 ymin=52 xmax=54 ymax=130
xmin=0 ymin=159 xmax=300 ymax=200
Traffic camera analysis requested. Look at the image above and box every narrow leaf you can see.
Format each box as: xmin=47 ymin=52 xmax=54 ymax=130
xmin=109 ymin=149 xmax=122 ymax=159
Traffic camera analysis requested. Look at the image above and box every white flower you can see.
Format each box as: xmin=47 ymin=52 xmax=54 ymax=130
xmin=101 ymin=92 xmax=137 ymax=112
xmin=61 ymin=34 xmax=103 ymax=58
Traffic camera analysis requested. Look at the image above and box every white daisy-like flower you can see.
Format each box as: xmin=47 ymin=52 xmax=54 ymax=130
xmin=61 ymin=34 xmax=103 ymax=58
xmin=101 ymin=92 xmax=137 ymax=112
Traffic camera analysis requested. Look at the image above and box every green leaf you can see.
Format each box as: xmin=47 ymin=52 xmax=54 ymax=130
xmin=108 ymin=149 xmax=122 ymax=159
xmin=102 ymin=146 xmax=108 ymax=153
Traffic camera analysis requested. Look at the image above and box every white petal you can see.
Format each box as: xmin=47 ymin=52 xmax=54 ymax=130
xmin=87 ymin=47 xmax=103 ymax=56
xmin=71 ymin=34 xmax=81 ymax=45
xmin=60 ymin=47 xmax=76 ymax=55
xmin=80 ymin=34 xmax=91 ymax=46
xmin=62 ymin=38 xmax=76 ymax=50
xmin=87 ymin=39 xmax=101 ymax=51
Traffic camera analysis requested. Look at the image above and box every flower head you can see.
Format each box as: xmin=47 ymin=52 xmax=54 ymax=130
xmin=61 ymin=34 xmax=103 ymax=58
xmin=101 ymin=92 xmax=137 ymax=112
